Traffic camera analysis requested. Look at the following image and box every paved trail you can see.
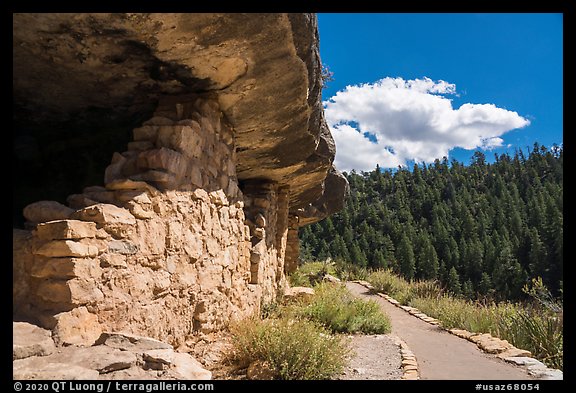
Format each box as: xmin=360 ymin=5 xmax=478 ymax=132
xmin=346 ymin=282 xmax=535 ymax=380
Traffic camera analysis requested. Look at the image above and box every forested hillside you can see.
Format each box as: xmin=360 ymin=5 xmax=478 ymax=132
xmin=300 ymin=143 xmax=563 ymax=301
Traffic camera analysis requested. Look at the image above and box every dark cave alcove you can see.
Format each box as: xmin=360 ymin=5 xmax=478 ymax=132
xmin=12 ymin=110 xmax=152 ymax=228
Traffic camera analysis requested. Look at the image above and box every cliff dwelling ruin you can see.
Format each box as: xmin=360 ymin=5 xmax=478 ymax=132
xmin=13 ymin=13 xmax=348 ymax=355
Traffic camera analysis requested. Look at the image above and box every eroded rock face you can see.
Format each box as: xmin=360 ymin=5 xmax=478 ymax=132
xmin=13 ymin=13 xmax=346 ymax=216
xmin=296 ymin=165 xmax=350 ymax=226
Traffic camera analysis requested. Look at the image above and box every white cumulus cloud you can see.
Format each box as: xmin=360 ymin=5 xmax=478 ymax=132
xmin=325 ymin=77 xmax=530 ymax=172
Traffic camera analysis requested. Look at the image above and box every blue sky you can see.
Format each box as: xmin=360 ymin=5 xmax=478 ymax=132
xmin=318 ymin=13 xmax=563 ymax=172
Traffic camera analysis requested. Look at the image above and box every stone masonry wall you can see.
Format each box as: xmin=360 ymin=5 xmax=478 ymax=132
xmin=13 ymin=96 xmax=290 ymax=347
xmin=243 ymin=182 xmax=290 ymax=299
xmin=284 ymin=215 xmax=300 ymax=274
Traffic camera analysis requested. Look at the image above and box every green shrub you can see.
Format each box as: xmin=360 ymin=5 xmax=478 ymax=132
xmin=500 ymin=308 xmax=563 ymax=370
xmin=288 ymin=260 xmax=338 ymax=287
xmin=410 ymin=295 xmax=500 ymax=332
xmin=295 ymin=282 xmax=391 ymax=334
xmin=410 ymin=279 xmax=443 ymax=299
xmin=260 ymin=301 xmax=281 ymax=319
xmin=230 ymin=316 xmax=350 ymax=380
xmin=368 ymin=269 xmax=413 ymax=303
xmin=334 ymin=260 xmax=369 ymax=281
xmin=288 ymin=269 xmax=311 ymax=287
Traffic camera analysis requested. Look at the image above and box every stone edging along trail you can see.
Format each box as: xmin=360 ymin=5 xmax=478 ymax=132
xmin=352 ymin=281 xmax=563 ymax=380
xmin=389 ymin=335 xmax=419 ymax=380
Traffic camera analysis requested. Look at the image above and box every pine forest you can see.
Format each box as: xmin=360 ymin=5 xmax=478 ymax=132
xmin=300 ymin=143 xmax=563 ymax=302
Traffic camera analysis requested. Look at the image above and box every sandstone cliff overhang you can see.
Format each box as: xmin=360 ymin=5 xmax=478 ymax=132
xmin=13 ymin=13 xmax=348 ymax=223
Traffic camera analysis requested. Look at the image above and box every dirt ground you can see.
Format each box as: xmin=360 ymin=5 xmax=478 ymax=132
xmin=337 ymin=334 xmax=403 ymax=380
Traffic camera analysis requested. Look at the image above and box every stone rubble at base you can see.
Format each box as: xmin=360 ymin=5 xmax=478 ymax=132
xmin=13 ymin=322 xmax=211 ymax=380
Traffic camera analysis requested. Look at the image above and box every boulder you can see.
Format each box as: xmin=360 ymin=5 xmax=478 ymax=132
xmin=97 ymin=366 xmax=156 ymax=380
xmin=13 ymin=322 xmax=56 ymax=360
xmin=167 ymin=352 xmax=212 ymax=380
xmin=538 ymin=369 xmax=563 ymax=380
xmin=284 ymin=286 xmax=315 ymax=302
xmin=23 ymin=201 xmax=74 ymax=224
xmin=12 ymin=324 xmax=210 ymax=380
xmin=96 ymin=332 xmax=173 ymax=351
xmin=323 ymin=273 xmax=341 ymax=283
xmin=51 ymin=307 xmax=103 ymax=346
xmin=56 ymin=345 xmax=138 ymax=374
xmin=105 ymin=178 xmax=154 ymax=191
xmin=13 ymin=345 xmax=137 ymax=377
xmin=143 ymin=349 xmax=175 ymax=370
xmin=13 ymin=360 xmax=100 ymax=380
xmin=503 ymin=356 xmax=544 ymax=367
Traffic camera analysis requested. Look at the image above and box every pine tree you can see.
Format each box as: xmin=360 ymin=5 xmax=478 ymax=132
xmin=300 ymin=242 xmax=314 ymax=262
xmin=463 ymin=279 xmax=475 ymax=299
xmin=381 ymin=234 xmax=395 ymax=262
xmin=448 ymin=238 xmax=460 ymax=270
xmin=342 ymin=227 xmax=354 ymax=246
xmin=438 ymin=260 xmax=448 ymax=284
xmin=466 ymin=239 xmax=484 ymax=283
xmin=331 ymin=234 xmax=351 ymax=263
xmin=528 ymin=228 xmax=548 ymax=279
xmin=397 ymin=233 xmax=416 ymax=280
xmin=447 ymin=266 xmax=462 ymax=296
xmin=372 ymin=249 xmax=388 ymax=269
xmin=317 ymin=239 xmax=330 ymax=261
xmin=350 ymin=242 xmax=367 ymax=267
xmin=417 ymin=235 xmax=439 ymax=280
xmin=478 ymin=272 xmax=492 ymax=296
xmin=323 ymin=217 xmax=336 ymax=238
xmin=493 ymin=245 xmax=527 ymax=299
